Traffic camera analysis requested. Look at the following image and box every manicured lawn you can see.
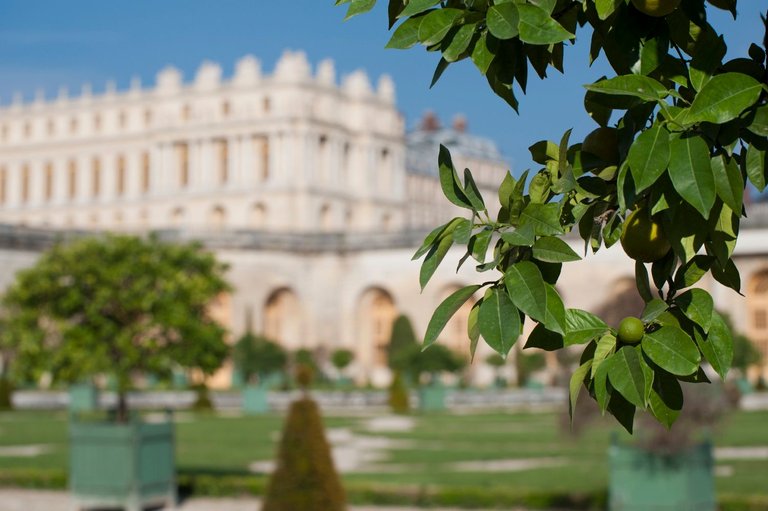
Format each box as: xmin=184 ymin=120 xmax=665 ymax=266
xmin=0 ymin=406 xmax=766 ymax=504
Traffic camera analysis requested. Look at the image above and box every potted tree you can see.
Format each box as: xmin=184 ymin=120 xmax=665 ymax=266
xmin=2 ymin=234 xmax=230 ymax=511
xmin=233 ymin=332 xmax=287 ymax=414
xmin=395 ymin=343 xmax=465 ymax=412
xmin=330 ymin=348 xmax=354 ymax=388
xmin=485 ymin=353 xmax=507 ymax=388
xmin=608 ymin=382 xmax=727 ymax=511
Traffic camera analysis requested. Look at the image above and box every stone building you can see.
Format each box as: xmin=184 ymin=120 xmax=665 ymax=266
xmin=0 ymin=51 xmax=766 ymax=387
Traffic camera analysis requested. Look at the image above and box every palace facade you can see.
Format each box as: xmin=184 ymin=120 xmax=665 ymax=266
xmin=0 ymin=52 xmax=766 ymax=386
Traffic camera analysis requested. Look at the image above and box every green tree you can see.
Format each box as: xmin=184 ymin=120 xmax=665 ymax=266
xmin=233 ymin=332 xmax=287 ymax=384
xmin=2 ymin=234 xmax=230 ymax=422
xmin=339 ymin=0 xmax=766 ymax=432
xmin=387 ymin=314 xmax=418 ymax=371
xmin=330 ymin=348 xmax=355 ymax=375
xmin=394 ymin=343 xmax=466 ymax=383
xmin=720 ymin=312 xmax=762 ymax=373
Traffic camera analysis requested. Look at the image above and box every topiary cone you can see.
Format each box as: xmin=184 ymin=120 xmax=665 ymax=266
xmin=262 ymin=397 xmax=346 ymax=511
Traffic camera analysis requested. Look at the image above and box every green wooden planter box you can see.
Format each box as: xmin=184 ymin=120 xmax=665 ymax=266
xmin=608 ymin=439 xmax=715 ymax=511
xmin=419 ymin=383 xmax=446 ymax=412
xmin=69 ymin=384 xmax=98 ymax=414
xmin=242 ymin=384 xmax=269 ymax=415
xmin=69 ymin=416 xmax=176 ymax=511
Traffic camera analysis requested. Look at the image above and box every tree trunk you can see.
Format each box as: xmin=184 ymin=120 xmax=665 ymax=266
xmin=116 ymin=391 xmax=129 ymax=423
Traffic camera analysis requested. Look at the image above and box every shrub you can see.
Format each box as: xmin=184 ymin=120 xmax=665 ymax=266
xmin=388 ymin=371 xmax=410 ymax=414
xmin=233 ymin=333 xmax=287 ymax=385
xmin=261 ymin=397 xmax=346 ymax=511
xmin=387 ymin=314 xmax=417 ymax=372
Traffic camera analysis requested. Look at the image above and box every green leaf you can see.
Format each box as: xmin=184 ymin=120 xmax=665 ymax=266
xmin=673 ymin=255 xmax=715 ymax=289
xmin=584 ymin=75 xmax=668 ymax=103
xmin=564 ymin=309 xmax=609 ymax=346
xmin=463 ymin=168 xmax=486 ymax=211
xmin=607 ymin=346 xmax=648 ymax=409
xmin=386 ymin=15 xmax=424 ymax=49
xmin=452 ymin=218 xmax=472 ymax=244
xmin=470 ymin=228 xmax=492 ymax=263
xmin=544 ymin=284 xmax=566 ymax=335
xmin=519 ymin=203 xmax=564 ymax=236
xmin=592 ymin=332 xmax=617 ymax=378
xmin=344 ymin=0 xmax=377 ymax=20
xmin=668 ymin=135 xmax=715 ymax=218
xmin=525 ymin=322 xmax=564 ymax=351
xmin=628 ymin=124 xmax=670 ymax=193
xmin=712 ymin=257 xmax=741 ymax=293
xmin=419 ymin=234 xmax=453 ymax=291
xmin=532 ymin=236 xmax=580 ymax=263
xmin=500 ymin=223 xmax=536 ymax=247
xmin=479 ymin=287 xmax=521 ymax=357
xmin=418 ymin=8 xmax=463 ymax=46
xmin=504 ymin=261 xmax=547 ymax=323
xmin=486 ymin=3 xmax=519 ymax=40
xmin=470 ymin=32 xmax=494 ymax=75
xmin=748 ymin=105 xmax=768 ymax=137
xmin=649 ymin=372 xmax=683 ymax=429
xmin=643 ymin=326 xmax=701 ymax=376
xmin=595 ymin=0 xmax=622 ymax=20
xmin=468 ymin=300 xmax=481 ymax=362
xmin=517 ymin=4 xmax=574 ymax=45
xmin=498 ymin=171 xmax=516 ymax=210
xmin=607 ymin=391 xmax=636 ymax=434
xmin=412 ymin=217 xmax=464 ymax=260
xmin=675 ymin=288 xmax=714 ymax=333
xmin=593 ymin=357 xmax=611 ymax=413
xmin=697 ymin=311 xmax=733 ymax=380
xmin=399 ymin=0 xmax=440 ymax=18
xmin=423 ymin=285 xmax=481 ymax=349
xmin=745 ymin=144 xmax=767 ymax=192
xmin=685 ymin=73 xmax=763 ymax=125
xmin=641 ymin=299 xmax=668 ymax=323
xmin=569 ymin=360 xmax=592 ymax=424
xmin=712 ymin=154 xmax=744 ymax=214
xmin=438 ymin=145 xmax=473 ymax=209
xmin=635 ymin=260 xmax=653 ymax=303
xmin=443 ymin=22 xmax=477 ymax=62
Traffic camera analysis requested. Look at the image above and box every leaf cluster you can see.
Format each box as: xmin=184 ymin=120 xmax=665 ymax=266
xmin=233 ymin=332 xmax=287 ymax=384
xmin=340 ymin=0 xmax=766 ymax=431
xmin=2 ymin=235 xmax=231 ymax=391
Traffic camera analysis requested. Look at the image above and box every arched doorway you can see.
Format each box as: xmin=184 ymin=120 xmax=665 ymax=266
xmin=747 ymin=270 xmax=768 ymax=379
xmin=356 ymin=288 xmax=397 ymax=372
xmin=209 ymin=205 xmax=226 ymax=229
xmin=263 ymin=288 xmax=304 ymax=350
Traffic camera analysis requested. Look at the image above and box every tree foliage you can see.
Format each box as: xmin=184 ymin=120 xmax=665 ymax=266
xmin=339 ymin=0 xmax=768 ymax=432
xmin=233 ymin=332 xmax=287 ymax=384
xmin=2 ymin=234 xmax=230 ymax=420
xmin=387 ymin=314 xmax=419 ymax=371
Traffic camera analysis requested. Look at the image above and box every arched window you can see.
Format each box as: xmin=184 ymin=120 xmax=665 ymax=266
xmin=357 ymin=288 xmax=397 ymax=367
xmin=264 ymin=288 xmax=303 ymax=349
xmin=44 ymin=163 xmax=54 ymax=201
xmin=92 ymin=158 xmax=101 ymax=197
xmin=177 ymin=144 xmax=189 ymax=187
xmin=170 ymin=207 xmax=184 ymax=227
xmin=141 ymin=152 xmax=150 ymax=194
xmin=68 ymin=160 xmax=77 ymax=199
xmin=209 ymin=205 xmax=226 ymax=229
xmin=116 ymin=155 xmax=126 ymax=196
xmin=0 ymin=166 xmax=6 ymax=204
xmin=319 ymin=203 xmax=332 ymax=231
xmin=250 ymin=203 xmax=267 ymax=229
xmin=20 ymin=164 xmax=30 ymax=203
xmin=748 ymin=271 xmax=768 ymax=365
xmin=218 ymin=140 xmax=228 ymax=184
xmin=253 ymin=136 xmax=269 ymax=182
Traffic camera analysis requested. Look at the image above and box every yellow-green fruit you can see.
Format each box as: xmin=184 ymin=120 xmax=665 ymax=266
xmin=618 ymin=317 xmax=645 ymax=344
xmin=582 ymin=127 xmax=619 ymax=165
xmin=620 ymin=207 xmax=671 ymax=263
xmin=630 ymin=0 xmax=682 ymax=17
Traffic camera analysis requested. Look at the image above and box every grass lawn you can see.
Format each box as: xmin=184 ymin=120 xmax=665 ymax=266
xmin=0 ymin=406 xmax=766 ymax=505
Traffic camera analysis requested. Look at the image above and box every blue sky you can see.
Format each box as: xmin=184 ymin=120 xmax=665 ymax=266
xmin=0 ymin=1 xmax=764 ymax=173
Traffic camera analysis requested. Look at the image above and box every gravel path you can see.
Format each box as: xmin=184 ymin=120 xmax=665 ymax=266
xmin=0 ymin=489 xmax=529 ymax=511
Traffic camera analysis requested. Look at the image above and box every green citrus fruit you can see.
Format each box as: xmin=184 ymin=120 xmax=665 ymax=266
xmin=630 ymin=0 xmax=681 ymax=17
xmin=620 ymin=207 xmax=671 ymax=263
xmin=618 ymin=317 xmax=645 ymax=344
xmin=582 ymin=127 xmax=619 ymax=165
